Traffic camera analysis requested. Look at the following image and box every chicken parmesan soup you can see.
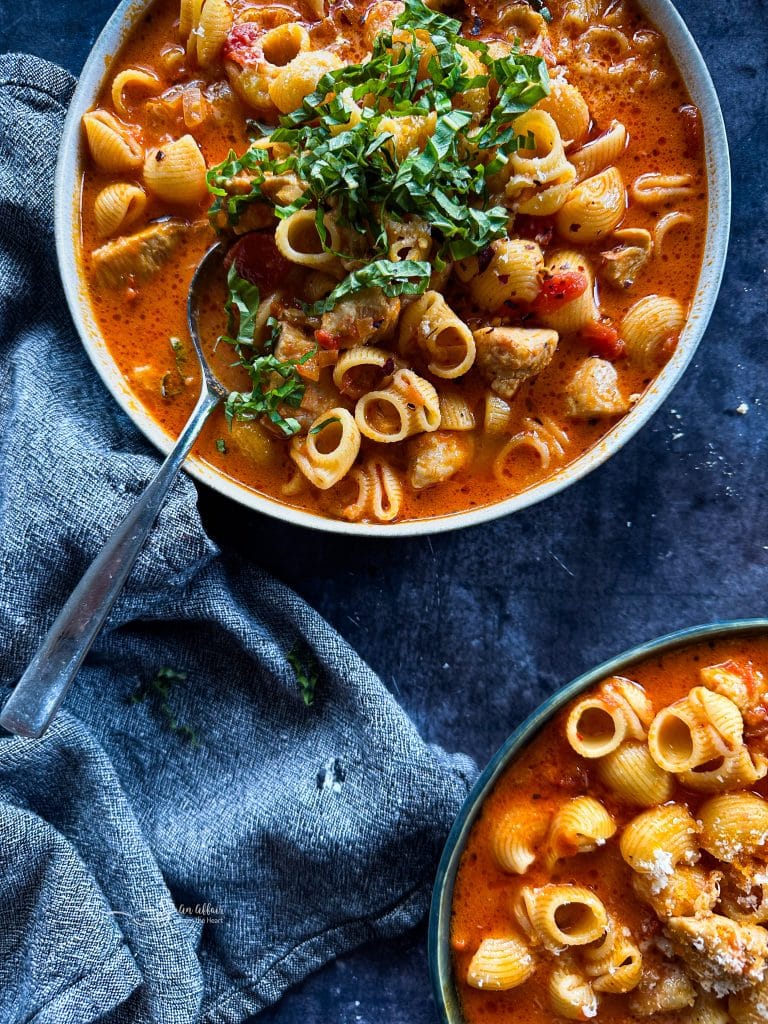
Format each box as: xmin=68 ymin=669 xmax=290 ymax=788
xmin=451 ymin=637 xmax=768 ymax=1024
xmin=79 ymin=0 xmax=707 ymax=524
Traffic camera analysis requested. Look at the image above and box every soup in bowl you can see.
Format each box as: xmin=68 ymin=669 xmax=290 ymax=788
xmin=430 ymin=621 xmax=768 ymax=1024
xmin=57 ymin=0 xmax=729 ymax=533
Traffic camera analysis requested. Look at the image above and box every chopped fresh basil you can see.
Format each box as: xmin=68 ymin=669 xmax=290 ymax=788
xmin=206 ymin=0 xmax=550 ymax=267
xmin=129 ymin=667 xmax=199 ymax=747
xmin=305 ymin=260 xmax=431 ymax=316
xmin=225 ymin=348 xmax=316 ymax=437
xmin=215 ymin=438 xmax=227 ymax=454
xmin=309 ymin=415 xmax=341 ymax=435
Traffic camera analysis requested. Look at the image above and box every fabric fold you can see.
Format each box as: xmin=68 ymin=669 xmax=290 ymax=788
xmin=0 ymin=54 xmax=477 ymax=1024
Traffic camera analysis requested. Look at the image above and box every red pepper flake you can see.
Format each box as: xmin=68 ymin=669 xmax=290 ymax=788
xmin=314 ymin=328 xmax=339 ymax=350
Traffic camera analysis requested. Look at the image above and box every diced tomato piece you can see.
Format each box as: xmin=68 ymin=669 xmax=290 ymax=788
xmin=530 ymin=271 xmax=588 ymax=314
xmin=222 ymin=22 xmax=262 ymax=66
xmin=226 ymin=232 xmax=294 ymax=294
xmin=580 ymin=320 xmax=625 ymax=361
xmin=314 ymin=328 xmax=339 ymax=350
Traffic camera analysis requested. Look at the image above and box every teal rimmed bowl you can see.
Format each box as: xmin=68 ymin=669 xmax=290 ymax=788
xmin=429 ymin=619 xmax=768 ymax=1023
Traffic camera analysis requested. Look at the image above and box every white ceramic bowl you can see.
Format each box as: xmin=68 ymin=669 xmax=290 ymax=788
xmin=55 ymin=0 xmax=731 ymax=536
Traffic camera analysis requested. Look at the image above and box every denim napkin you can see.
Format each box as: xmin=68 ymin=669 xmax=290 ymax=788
xmin=0 ymin=53 xmax=476 ymax=1024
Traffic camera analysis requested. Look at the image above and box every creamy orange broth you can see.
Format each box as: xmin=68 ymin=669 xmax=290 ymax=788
xmin=79 ymin=0 xmax=707 ymax=523
xmin=451 ymin=636 xmax=768 ymax=1024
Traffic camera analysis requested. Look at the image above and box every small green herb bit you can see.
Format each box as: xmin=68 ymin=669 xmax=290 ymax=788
xmin=215 ymin=438 xmax=228 ymax=454
xmin=129 ymin=667 xmax=199 ymax=747
xmin=287 ymin=647 xmax=320 ymax=707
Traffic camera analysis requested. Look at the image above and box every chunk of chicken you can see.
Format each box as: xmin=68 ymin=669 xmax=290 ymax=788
xmin=92 ymin=218 xmax=187 ymax=287
xmin=407 ymin=431 xmax=473 ymax=489
xmin=632 ymin=866 xmax=722 ymax=920
xmin=566 ymin=358 xmax=630 ymax=418
xmin=665 ymin=915 xmax=768 ymax=995
xmin=601 ymin=228 xmax=653 ymax=290
xmin=319 ymin=287 xmax=401 ymax=348
xmin=629 ymin=958 xmax=697 ymax=1016
xmin=472 ymin=326 xmax=558 ymax=399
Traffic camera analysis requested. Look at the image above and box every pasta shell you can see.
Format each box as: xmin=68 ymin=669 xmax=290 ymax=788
xmin=621 ymin=294 xmax=685 ymax=367
xmin=82 ymin=110 xmax=143 ymax=173
xmin=196 ymin=0 xmax=234 ymax=68
xmin=555 ymin=167 xmax=627 ymax=244
xmin=269 ymin=49 xmax=342 ymax=114
xmin=679 ymin=746 xmax=768 ymax=793
xmin=566 ymin=695 xmax=627 ymax=758
xmin=544 ymin=796 xmax=616 ymax=869
xmin=111 ymin=68 xmax=160 ymax=117
xmin=93 ymin=182 xmax=147 ymax=238
xmin=466 ymin=936 xmax=535 ymax=990
xmin=290 ymin=408 xmax=361 ymax=490
xmin=698 ymin=793 xmax=768 ymax=862
xmin=571 ymin=120 xmax=627 ymax=181
xmin=535 ymin=80 xmax=589 ymax=147
xmin=648 ymin=699 xmax=724 ymax=773
xmin=438 ymin=391 xmax=475 ymax=431
xmin=548 ymin=960 xmax=599 ymax=1020
xmin=729 ymin=982 xmax=768 ymax=1024
xmin=588 ymin=933 xmax=643 ymax=994
xmin=687 ymin=686 xmax=744 ymax=749
xmin=483 ymin=393 xmax=513 ymax=434
xmin=491 ymin=804 xmax=550 ymax=874
xmin=527 ymin=884 xmax=608 ymax=951
xmin=619 ymin=804 xmax=700 ymax=875
xmin=597 ymin=741 xmax=674 ymax=807
xmin=143 ymin=134 xmax=208 ymax=205
xmin=538 ymin=250 xmax=597 ymax=334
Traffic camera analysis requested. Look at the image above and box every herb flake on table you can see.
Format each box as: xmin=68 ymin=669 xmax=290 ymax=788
xmin=287 ymin=648 xmax=320 ymax=707
xmin=129 ymin=666 xmax=199 ymax=747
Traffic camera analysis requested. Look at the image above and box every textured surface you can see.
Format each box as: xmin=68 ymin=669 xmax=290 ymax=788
xmin=2 ymin=0 xmax=767 ymax=1021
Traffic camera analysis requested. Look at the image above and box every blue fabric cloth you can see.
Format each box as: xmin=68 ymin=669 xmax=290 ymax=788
xmin=0 ymin=53 xmax=476 ymax=1024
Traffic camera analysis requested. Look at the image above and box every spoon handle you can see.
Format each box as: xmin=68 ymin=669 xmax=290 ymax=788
xmin=0 ymin=386 xmax=221 ymax=739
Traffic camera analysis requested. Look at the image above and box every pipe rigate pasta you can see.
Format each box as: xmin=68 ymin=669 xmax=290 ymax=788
xmin=584 ymin=927 xmax=643 ymax=994
xmin=523 ymin=884 xmax=608 ymax=951
xmin=678 ymin=745 xmax=768 ymax=792
xmin=535 ymin=80 xmax=589 ymax=147
xmin=543 ymin=796 xmax=616 ymax=870
xmin=79 ymin=0 xmax=708 ymax=524
xmin=195 ymin=0 xmax=235 ymax=68
xmin=469 ymin=239 xmax=544 ymax=308
xmin=110 ymin=69 xmax=160 ymax=116
xmin=331 ymin=457 xmax=403 ymax=523
xmin=555 ymin=167 xmax=627 ymax=244
xmin=398 ymin=292 xmax=476 ymax=379
xmin=438 ymin=390 xmax=475 ymax=431
xmin=355 ymin=368 xmax=440 ymax=443
xmin=682 ymin=992 xmax=732 ymax=1024
xmin=547 ymin=960 xmax=599 ymax=1020
xmin=269 ymin=49 xmax=342 ymax=113
xmin=698 ymin=793 xmax=768 ymax=862
xmin=570 ymin=121 xmax=628 ymax=181
xmin=632 ymin=171 xmax=696 ymax=206
xmin=143 ymin=134 xmax=208 ymax=204
xmin=538 ymin=250 xmax=598 ymax=333
xmin=728 ymin=982 xmax=768 ymax=1024
xmin=565 ymin=676 xmax=652 ymax=757
xmin=466 ymin=936 xmax=535 ymax=991
xmin=290 ymin=408 xmax=360 ymax=489
xmin=596 ymin=741 xmax=674 ymax=806
xmin=619 ymin=804 xmax=700 ymax=875
xmin=491 ymin=805 xmax=550 ymax=875
xmin=93 ymin=183 xmax=148 ymax=238
xmin=621 ymin=294 xmax=686 ymax=366
xmin=82 ymin=110 xmax=143 ymax=173
xmin=628 ymin=962 xmax=696 ymax=1015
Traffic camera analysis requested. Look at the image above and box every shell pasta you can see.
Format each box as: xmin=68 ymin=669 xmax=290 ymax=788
xmin=452 ymin=635 xmax=768 ymax=1024
xmin=78 ymin=0 xmax=707 ymax=524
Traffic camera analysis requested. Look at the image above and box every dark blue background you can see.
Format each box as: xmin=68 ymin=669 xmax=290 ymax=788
xmin=3 ymin=1 xmax=766 ymax=1020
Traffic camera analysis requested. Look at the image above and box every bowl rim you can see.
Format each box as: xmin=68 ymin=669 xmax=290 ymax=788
xmin=54 ymin=0 xmax=731 ymax=537
xmin=428 ymin=617 xmax=768 ymax=1024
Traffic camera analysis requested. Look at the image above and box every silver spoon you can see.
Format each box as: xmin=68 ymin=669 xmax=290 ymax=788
xmin=0 ymin=242 xmax=229 ymax=738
